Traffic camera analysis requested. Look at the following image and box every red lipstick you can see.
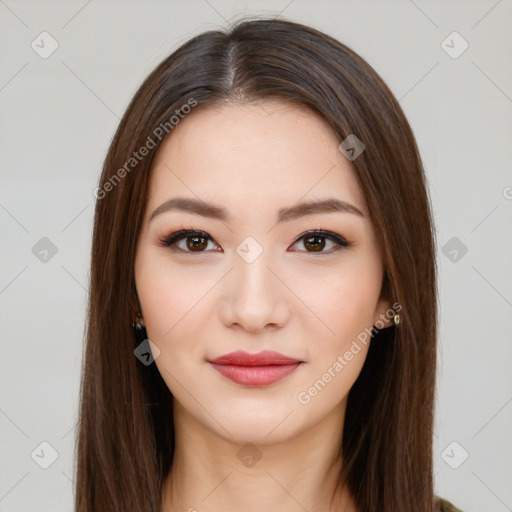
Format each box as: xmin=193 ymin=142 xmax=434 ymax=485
xmin=208 ymin=350 xmax=304 ymax=387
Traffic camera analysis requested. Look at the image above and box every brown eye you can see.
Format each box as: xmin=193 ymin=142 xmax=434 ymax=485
xmin=186 ymin=235 xmax=209 ymax=251
xmin=159 ymin=229 xmax=350 ymax=255
xmin=290 ymin=230 xmax=350 ymax=254
xmin=303 ymin=235 xmax=326 ymax=252
xmin=159 ymin=229 xmax=220 ymax=253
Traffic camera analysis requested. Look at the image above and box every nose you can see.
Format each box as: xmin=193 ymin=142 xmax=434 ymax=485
xmin=219 ymin=250 xmax=290 ymax=334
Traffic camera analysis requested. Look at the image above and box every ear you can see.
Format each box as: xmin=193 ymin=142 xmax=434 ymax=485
xmin=372 ymin=271 xmax=395 ymax=329
xmin=131 ymin=292 xmax=143 ymax=319
xmin=372 ymin=295 xmax=393 ymax=329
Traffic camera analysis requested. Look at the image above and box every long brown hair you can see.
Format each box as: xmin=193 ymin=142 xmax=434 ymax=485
xmin=75 ymin=17 xmax=438 ymax=512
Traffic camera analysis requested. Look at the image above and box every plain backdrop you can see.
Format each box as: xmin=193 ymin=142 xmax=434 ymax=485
xmin=1 ymin=1 xmax=511 ymax=511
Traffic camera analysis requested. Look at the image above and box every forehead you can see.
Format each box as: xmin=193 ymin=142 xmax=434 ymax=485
xmin=147 ymin=100 xmax=367 ymax=219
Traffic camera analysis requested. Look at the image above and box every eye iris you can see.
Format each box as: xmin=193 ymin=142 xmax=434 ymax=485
xmin=187 ymin=236 xmax=208 ymax=251
xmin=304 ymin=235 xmax=325 ymax=252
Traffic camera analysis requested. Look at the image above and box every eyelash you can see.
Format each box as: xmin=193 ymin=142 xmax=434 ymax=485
xmin=157 ymin=226 xmax=351 ymax=255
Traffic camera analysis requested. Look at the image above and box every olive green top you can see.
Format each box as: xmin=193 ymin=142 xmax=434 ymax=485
xmin=438 ymin=496 xmax=464 ymax=512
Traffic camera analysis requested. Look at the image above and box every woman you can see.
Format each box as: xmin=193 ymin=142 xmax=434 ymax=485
xmin=75 ymin=17 xmax=463 ymax=512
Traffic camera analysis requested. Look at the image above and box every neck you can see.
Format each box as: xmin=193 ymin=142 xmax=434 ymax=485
xmin=161 ymin=399 xmax=358 ymax=512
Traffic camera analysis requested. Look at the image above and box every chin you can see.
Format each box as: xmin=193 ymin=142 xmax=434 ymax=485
xmin=207 ymin=405 xmax=305 ymax=446
xmin=221 ymin=423 xmax=298 ymax=447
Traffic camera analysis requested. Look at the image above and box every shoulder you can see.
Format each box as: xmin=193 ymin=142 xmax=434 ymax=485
xmin=437 ymin=496 xmax=464 ymax=512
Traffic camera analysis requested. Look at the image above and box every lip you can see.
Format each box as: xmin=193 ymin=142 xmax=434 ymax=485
xmin=207 ymin=350 xmax=304 ymax=387
xmin=208 ymin=350 xmax=302 ymax=366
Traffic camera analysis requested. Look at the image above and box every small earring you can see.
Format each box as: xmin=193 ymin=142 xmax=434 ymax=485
xmin=393 ymin=314 xmax=401 ymax=326
xmin=133 ymin=312 xmax=145 ymax=330
xmin=133 ymin=312 xmax=147 ymax=344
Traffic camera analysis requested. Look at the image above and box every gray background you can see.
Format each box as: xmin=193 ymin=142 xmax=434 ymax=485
xmin=1 ymin=1 xmax=511 ymax=510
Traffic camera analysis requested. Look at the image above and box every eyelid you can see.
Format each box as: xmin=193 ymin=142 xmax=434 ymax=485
xmin=157 ymin=227 xmax=351 ymax=253
xmin=292 ymin=229 xmax=350 ymax=247
xmin=157 ymin=228 xmax=221 ymax=251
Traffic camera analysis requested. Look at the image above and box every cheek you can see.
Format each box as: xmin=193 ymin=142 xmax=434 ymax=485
xmin=135 ymin=249 xmax=213 ymax=342
xmin=295 ymin=274 xmax=377 ymax=411
xmin=303 ymin=265 xmax=382 ymax=349
xmin=134 ymin=250 xmax=222 ymax=402
xmin=135 ymin=258 xmax=206 ymax=395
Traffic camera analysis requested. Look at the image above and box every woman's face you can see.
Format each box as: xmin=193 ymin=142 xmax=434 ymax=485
xmin=134 ymin=100 xmax=392 ymax=444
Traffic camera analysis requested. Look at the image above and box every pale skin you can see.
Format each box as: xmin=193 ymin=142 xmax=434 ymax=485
xmin=134 ymin=100 xmax=393 ymax=512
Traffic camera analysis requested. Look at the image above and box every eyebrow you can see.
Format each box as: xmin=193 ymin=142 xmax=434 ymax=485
xmin=149 ymin=197 xmax=364 ymax=224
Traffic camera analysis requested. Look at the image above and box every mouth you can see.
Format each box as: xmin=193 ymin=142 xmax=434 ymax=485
xmin=207 ymin=350 xmax=304 ymax=387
